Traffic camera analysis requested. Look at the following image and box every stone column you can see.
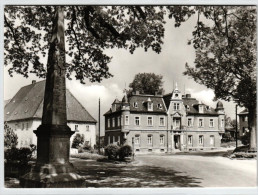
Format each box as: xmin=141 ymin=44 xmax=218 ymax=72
xmin=20 ymin=6 xmax=84 ymax=187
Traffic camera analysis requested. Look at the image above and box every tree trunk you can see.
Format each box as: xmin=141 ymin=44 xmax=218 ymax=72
xmin=248 ymin=106 xmax=257 ymax=152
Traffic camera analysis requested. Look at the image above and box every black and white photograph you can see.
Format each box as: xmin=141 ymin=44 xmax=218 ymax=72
xmin=1 ymin=1 xmax=257 ymax=194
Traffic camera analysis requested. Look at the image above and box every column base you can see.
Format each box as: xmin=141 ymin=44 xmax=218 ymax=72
xmin=20 ymin=162 xmax=85 ymax=188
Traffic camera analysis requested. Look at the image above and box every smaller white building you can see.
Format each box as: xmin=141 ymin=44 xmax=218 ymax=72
xmin=5 ymin=80 xmax=97 ymax=148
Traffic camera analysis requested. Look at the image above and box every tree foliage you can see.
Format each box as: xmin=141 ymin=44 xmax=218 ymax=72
xmin=72 ymin=133 xmax=85 ymax=149
xmin=4 ymin=6 xmax=166 ymax=83
xmin=4 ymin=122 xmax=18 ymax=149
xmin=129 ymin=73 xmax=164 ymax=95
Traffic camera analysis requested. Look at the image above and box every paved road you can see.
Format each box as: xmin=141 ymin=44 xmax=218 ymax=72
xmin=135 ymin=153 xmax=257 ymax=187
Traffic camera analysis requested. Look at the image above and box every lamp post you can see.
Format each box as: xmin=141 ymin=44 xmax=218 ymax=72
xmin=234 ymin=99 xmax=239 ymax=149
xmin=235 ymin=104 xmax=238 ymax=148
xmin=132 ymin=137 xmax=134 ymax=160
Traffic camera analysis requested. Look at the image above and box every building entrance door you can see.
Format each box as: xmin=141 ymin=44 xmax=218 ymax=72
xmin=174 ymin=135 xmax=180 ymax=149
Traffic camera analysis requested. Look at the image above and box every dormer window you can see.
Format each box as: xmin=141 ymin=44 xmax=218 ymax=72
xmin=199 ymin=105 xmax=204 ymax=113
xmin=174 ymin=103 xmax=180 ymax=110
xmin=148 ymin=102 xmax=153 ymax=111
xmin=175 ymin=94 xmax=178 ymax=97
xmin=206 ymin=106 xmax=211 ymax=111
xmin=185 ymin=105 xmax=190 ymax=110
xmin=133 ymin=102 xmax=138 ymax=108
xmin=157 ymin=103 xmax=163 ymax=109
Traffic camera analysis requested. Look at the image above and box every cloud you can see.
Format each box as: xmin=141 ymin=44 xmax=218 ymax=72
xmin=186 ymin=88 xmax=216 ymax=107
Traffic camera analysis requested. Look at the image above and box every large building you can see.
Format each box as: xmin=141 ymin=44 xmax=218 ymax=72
xmin=4 ymin=80 xmax=97 ymax=148
xmin=104 ymin=84 xmax=225 ymax=153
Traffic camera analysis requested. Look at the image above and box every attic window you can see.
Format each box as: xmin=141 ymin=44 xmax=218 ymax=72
xmin=157 ymin=104 xmax=163 ymax=109
xmin=206 ymin=106 xmax=211 ymax=111
xmin=133 ymin=102 xmax=138 ymax=108
xmin=185 ymin=105 xmax=190 ymax=110
xmin=175 ymin=94 xmax=178 ymax=97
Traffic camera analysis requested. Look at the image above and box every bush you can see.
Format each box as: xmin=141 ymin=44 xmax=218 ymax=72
xmin=5 ymin=145 xmax=35 ymax=166
xmin=4 ymin=122 xmax=18 ymax=149
xmin=105 ymin=144 xmax=120 ymax=160
xmin=240 ymin=132 xmax=250 ymax=145
xmin=119 ymin=145 xmax=132 ymax=160
xmin=72 ymin=133 xmax=85 ymax=148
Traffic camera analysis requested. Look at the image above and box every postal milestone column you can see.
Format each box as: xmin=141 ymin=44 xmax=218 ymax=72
xmin=20 ymin=6 xmax=84 ymax=187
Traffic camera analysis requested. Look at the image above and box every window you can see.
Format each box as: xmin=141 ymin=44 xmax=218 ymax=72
xmin=187 ymin=118 xmax=193 ymax=127
xmin=15 ymin=123 xmax=18 ymax=130
xmin=86 ymin=125 xmax=89 ymax=131
xmin=188 ymin=135 xmax=193 ymax=145
xmin=199 ymin=118 xmax=204 ymax=127
xmin=133 ymin=102 xmax=138 ymax=108
xmin=221 ymin=119 xmax=224 ymax=128
xmin=75 ymin=125 xmax=78 ymax=131
xmin=135 ymin=135 xmax=140 ymax=145
xmin=125 ymin=115 xmax=129 ymax=125
xmin=210 ymin=135 xmax=215 ymax=146
xmin=174 ymin=118 xmax=180 ymax=127
xmin=108 ymin=136 xmax=110 ymax=144
xmin=118 ymin=136 xmax=120 ymax=144
xmin=108 ymin=119 xmax=110 ymax=128
xmin=113 ymin=136 xmax=115 ymax=143
xmin=147 ymin=135 xmax=153 ymax=145
xmin=26 ymin=122 xmax=29 ymax=130
xmin=209 ymin=119 xmax=214 ymax=127
xmin=135 ymin=116 xmax=140 ymax=126
xmin=147 ymin=116 xmax=153 ymax=126
xmin=157 ymin=104 xmax=163 ymax=109
xmin=199 ymin=105 xmax=203 ymax=113
xmin=22 ymin=123 xmax=24 ymax=130
xmin=112 ymin=118 xmax=115 ymax=127
xmin=160 ymin=135 xmax=165 ymax=145
xmin=159 ymin=117 xmax=165 ymax=126
xmin=117 ymin=116 xmax=121 ymax=127
xmin=148 ymin=102 xmax=153 ymax=111
xmin=173 ymin=103 xmax=180 ymax=110
xmin=199 ymin=135 xmax=204 ymax=146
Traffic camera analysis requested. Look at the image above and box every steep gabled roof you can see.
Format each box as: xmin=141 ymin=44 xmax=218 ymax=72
xmin=162 ymin=93 xmax=218 ymax=116
xmin=5 ymin=80 xmax=96 ymax=123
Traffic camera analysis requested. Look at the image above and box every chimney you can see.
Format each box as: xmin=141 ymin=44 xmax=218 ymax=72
xmin=186 ymin=94 xmax=191 ymax=98
xmin=32 ymin=80 xmax=36 ymax=84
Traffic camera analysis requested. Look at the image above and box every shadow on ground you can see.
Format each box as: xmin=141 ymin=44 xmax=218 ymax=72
xmin=72 ymin=158 xmax=202 ymax=188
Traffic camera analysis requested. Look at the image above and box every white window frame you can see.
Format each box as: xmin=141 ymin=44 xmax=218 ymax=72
xmin=159 ymin=116 xmax=165 ymax=126
xmin=148 ymin=102 xmax=153 ymax=111
xmin=187 ymin=118 xmax=193 ymax=127
xmin=135 ymin=116 xmax=140 ymax=126
xmin=135 ymin=135 xmax=140 ymax=145
xmin=147 ymin=116 xmax=153 ymax=126
xmin=117 ymin=116 xmax=121 ymax=127
xmin=209 ymin=118 xmax=214 ymax=127
xmin=125 ymin=115 xmax=129 ymax=125
xmin=147 ymin=135 xmax=153 ymax=145
xmin=108 ymin=118 xmax=110 ymax=128
xmin=188 ymin=135 xmax=193 ymax=145
xmin=199 ymin=135 xmax=204 ymax=146
xmin=75 ymin=124 xmax=78 ymax=131
xmin=86 ymin=125 xmax=89 ymax=131
xmin=198 ymin=118 xmax=204 ymax=127
xmin=173 ymin=103 xmax=180 ymax=110
xmin=112 ymin=118 xmax=115 ymax=127
xmin=160 ymin=135 xmax=165 ymax=145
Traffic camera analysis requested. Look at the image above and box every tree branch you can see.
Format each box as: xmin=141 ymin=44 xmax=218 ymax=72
xmin=83 ymin=6 xmax=100 ymax=39
xmin=135 ymin=6 xmax=146 ymax=20
xmin=71 ymin=6 xmax=82 ymax=58
xmin=4 ymin=14 xmax=20 ymax=47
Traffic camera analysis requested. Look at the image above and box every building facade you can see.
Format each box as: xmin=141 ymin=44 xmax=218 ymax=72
xmin=4 ymin=80 xmax=97 ymax=148
xmin=238 ymin=109 xmax=249 ymax=136
xmin=104 ymin=84 xmax=225 ymax=153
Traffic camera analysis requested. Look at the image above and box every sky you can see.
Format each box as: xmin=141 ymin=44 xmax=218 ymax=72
xmin=4 ymin=11 xmax=243 ymax=136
